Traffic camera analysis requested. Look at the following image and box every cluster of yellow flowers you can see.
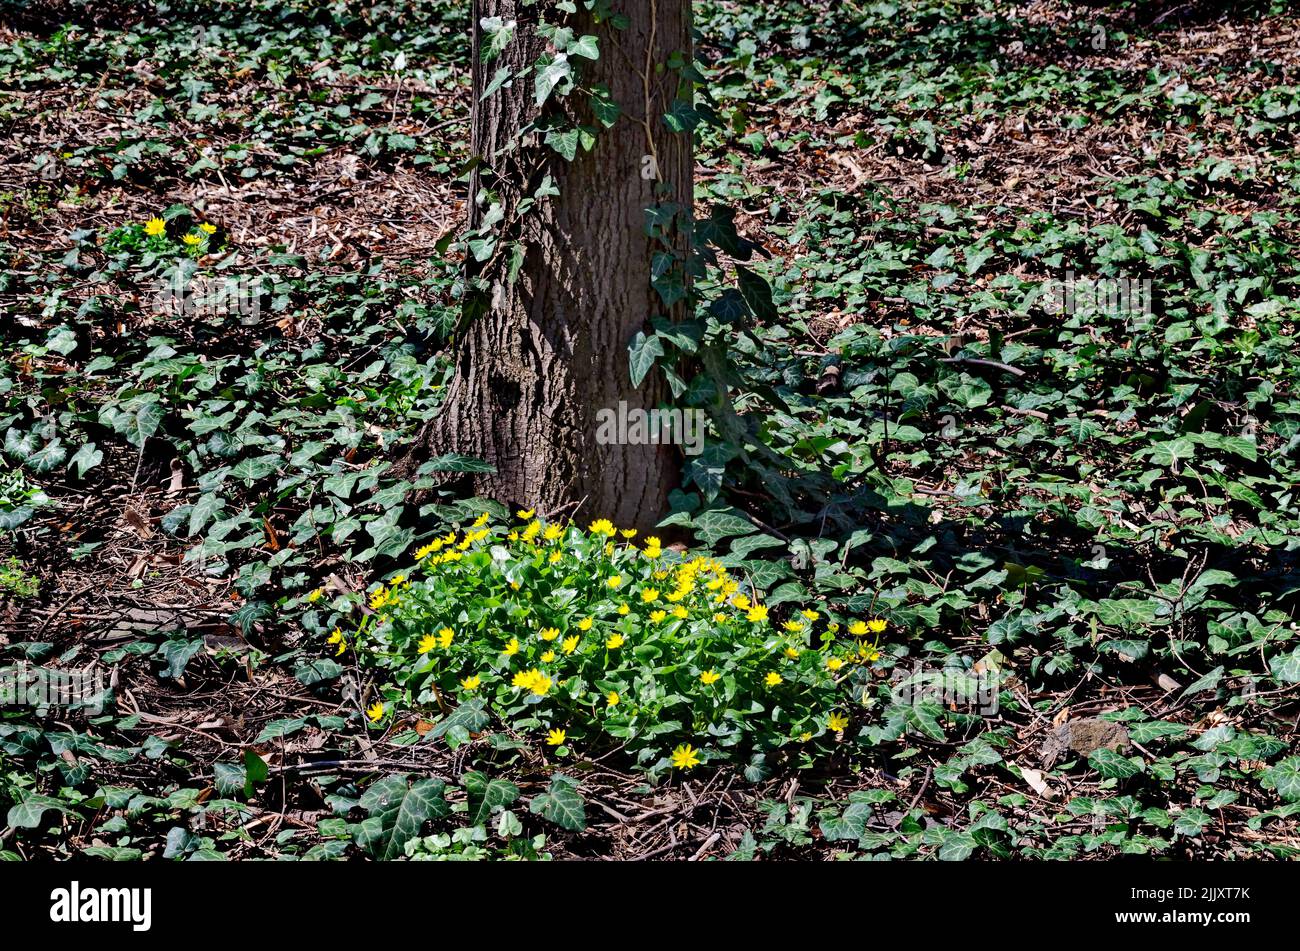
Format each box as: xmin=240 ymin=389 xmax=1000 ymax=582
xmin=351 ymin=509 xmax=895 ymax=768
xmin=511 ymin=668 xmax=553 ymax=696
xmin=143 ymin=216 xmax=217 ymax=245
xmin=415 ymin=524 xmax=490 ymax=564
xmin=368 ymin=574 xmax=410 ymax=614
xmin=418 ymin=627 xmax=455 ymax=653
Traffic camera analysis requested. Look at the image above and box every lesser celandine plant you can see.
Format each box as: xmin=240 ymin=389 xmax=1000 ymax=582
xmin=340 ymin=512 xmax=889 ymax=775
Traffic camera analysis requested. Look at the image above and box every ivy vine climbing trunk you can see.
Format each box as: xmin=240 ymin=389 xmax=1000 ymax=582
xmin=407 ymin=0 xmax=693 ymax=532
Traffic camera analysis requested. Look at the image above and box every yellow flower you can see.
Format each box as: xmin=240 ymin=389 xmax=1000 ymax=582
xmin=183 ymin=233 xmax=202 ymax=246
xmin=733 ymin=594 xmax=751 ymax=611
xmin=700 ymin=670 xmax=721 ymax=685
xmin=516 ymin=508 xmax=535 ymax=519
xmin=366 ymin=701 xmax=384 ymax=723
xmin=562 ymin=635 xmax=580 ymax=655
xmin=547 ymin=728 xmax=566 ymax=746
xmin=577 ymin=617 xmax=594 ymax=632
xmin=641 ymin=588 xmax=660 ymax=603
xmin=438 ymin=626 xmax=454 ymax=649
xmin=672 ymin=605 xmax=688 ymax=619
xmin=607 ymin=574 xmax=623 ymax=589
xmin=473 ymin=512 xmax=490 ymax=527
xmin=541 ymin=650 xmax=556 ymax=662
xmin=827 ymin=657 xmax=845 ymax=672
xmin=548 ymin=550 xmax=563 ymax=563
xmin=799 ymin=732 xmax=813 ymax=742
xmin=540 ymin=627 xmax=559 ymax=641
xmin=144 ymin=217 xmax=167 ymax=237
xmin=417 ymin=634 xmax=437 ymax=654
xmin=512 ymin=669 xmax=552 ymax=695
xmin=620 ymin=528 xmax=637 ymax=539
xmin=649 ymin=609 xmax=667 ymax=623
xmin=606 ymin=691 xmax=620 ymax=707
xmin=783 ymin=620 xmax=804 ymax=633
xmin=643 ymin=540 xmax=662 ymax=560
xmin=848 ymin=620 xmax=868 ymax=637
xmin=589 ymin=518 xmax=616 ymax=536
xmin=747 ymin=605 xmax=769 ymax=624
xmin=712 ymin=612 xmax=726 ymax=623
xmin=327 ymin=628 xmax=344 ymax=645
xmin=461 ymin=675 xmax=481 ymax=691
xmin=784 ymin=646 xmax=800 ymax=660
xmin=306 ymin=588 xmax=323 ymax=603
xmin=415 ymin=542 xmax=438 ymax=560
xmin=765 ymin=672 xmax=783 ymax=687
xmin=617 ymin=604 xmax=630 ymax=615
xmin=867 ymin=618 xmax=888 ymax=634
xmin=670 ymin=744 xmax=700 ymax=770
xmin=860 ymin=644 xmax=882 ymax=663
xmin=544 ymin=523 xmax=563 ymax=541
xmin=198 ymin=222 xmax=217 ymax=235
xmin=827 ymin=712 xmax=850 ymax=732
xmin=828 ymin=622 xmax=840 ymax=633
xmin=503 ymin=637 xmax=519 ymax=656
xmin=606 ymin=633 xmax=624 ymax=649
xmin=801 ymin=609 xmax=820 ymax=621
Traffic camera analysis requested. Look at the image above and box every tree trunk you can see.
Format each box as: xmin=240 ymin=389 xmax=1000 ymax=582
xmin=408 ymin=0 xmax=693 ymax=533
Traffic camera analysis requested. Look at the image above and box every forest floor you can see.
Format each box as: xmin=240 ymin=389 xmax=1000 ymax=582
xmin=2 ymin=0 xmax=1300 ymax=860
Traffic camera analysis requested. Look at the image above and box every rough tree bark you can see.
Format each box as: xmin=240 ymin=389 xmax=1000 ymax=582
xmin=407 ymin=0 xmax=693 ymax=532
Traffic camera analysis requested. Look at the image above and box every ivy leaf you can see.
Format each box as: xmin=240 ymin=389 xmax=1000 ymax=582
xmin=255 ymin=717 xmax=307 ymax=742
xmin=937 ymin=830 xmax=979 ymax=861
xmin=964 ymin=245 xmax=994 ymax=276
xmin=691 ymin=508 xmax=755 ymax=546
xmin=188 ymin=493 xmax=223 ymax=537
xmin=1145 ymin=438 xmax=1196 ymax=468
xmin=420 ymin=453 xmax=495 ymax=474
xmin=158 ymin=637 xmax=204 ymax=680
xmin=534 ymin=54 xmax=571 ymax=106
xmin=481 ymin=66 xmax=512 ymax=100
xmin=628 ymin=331 xmax=664 ymax=388
xmin=479 ymin=16 xmax=515 ymax=62
xmin=354 ymin=776 xmax=450 ymax=860
xmin=709 ymin=288 xmax=749 ymax=323
xmin=589 ymin=85 xmax=620 ymax=127
xmin=7 ymin=794 xmax=71 ymax=829
xmin=1269 ymin=647 xmax=1300 ymax=685
xmin=27 ymin=440 xmax=67 ymax=474
xmin=68 ymin=442 xmax=103 ymax=478
xmin=530 ymin=774 xmax=586 ymax=831
xmin=426 ymin=698 xmax=490 ymax=743
xmin=544 ymin=127 xmax=580 ymax=161
xmin=1264 ymin=757 xmax=1300 ymax=803
xmin=735 ymin=264 xmax=777 ymax=321
xmin=1088 ymin=747 xmax=1143 ymax=779
xmin=295 ymin=658 xmax=342 ymax=686
xmin=567 ymin=34 xmax=599 ymax=59
xmin=463 ymin=770 xmax=520 ymax=824
xmin=111 ymin=397 xmax=165 ymax=448
xmin=213 ymin=762 xmax=247 ymax=798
